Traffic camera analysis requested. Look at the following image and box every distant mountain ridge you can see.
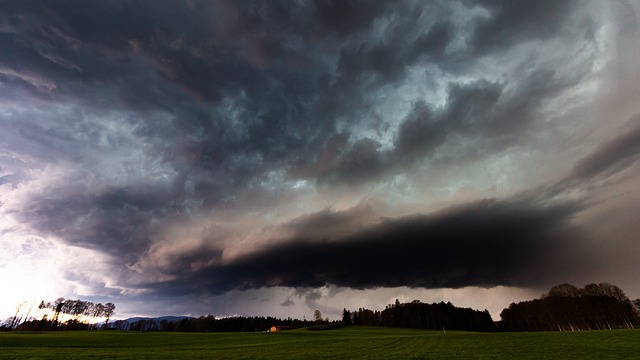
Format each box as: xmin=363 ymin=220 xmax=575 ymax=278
xmin=108 ymin=316 xmax=196 ymax=330
xmin=121 ymin=316 xmax=194 ymax=324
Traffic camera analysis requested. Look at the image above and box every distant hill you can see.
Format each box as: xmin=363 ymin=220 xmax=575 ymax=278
xmin=121 ymin=316 xmax=194 ymax=323
xmin=110 ymin=316 xmax=194 ymax=330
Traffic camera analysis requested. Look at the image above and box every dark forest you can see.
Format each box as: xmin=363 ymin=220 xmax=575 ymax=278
xmin=3 ymin=282 xmax=639 ymax=333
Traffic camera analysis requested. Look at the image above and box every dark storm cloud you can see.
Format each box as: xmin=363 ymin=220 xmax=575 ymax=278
xmin=321 ymin=138 xmax=386 ymax=185
xmin=392 ymin=81 xmax=503 ymax=162
xmin=568 ymin=114 xmax=640 ymax=182
xmin=1 ymin=0 xmax=589 ymax=200
xmin=304 ymin=78 xmax=556 ymax=186
xmin=3 ymin=0 xmax=620 ymax=311
xmin=313 ymin=0 xmax=392 ymax=35
xmin=148 ymin=197 xmax=586 ymax=295
xmin=0 ymin=0 xmax=392 ymax=233
xmin=16 ymin=183 xmax=180 ymax=262
xmin=333 ymin=17 xmax=454 ymax=87
xmin=316 ymin=67 xmax=581 ymax=186
xmin=469 ymin=0 xmax=576 ymax=53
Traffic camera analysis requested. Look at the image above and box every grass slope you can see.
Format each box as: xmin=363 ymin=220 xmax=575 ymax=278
xmin=1 ymin=326 xmax=639 ymax=359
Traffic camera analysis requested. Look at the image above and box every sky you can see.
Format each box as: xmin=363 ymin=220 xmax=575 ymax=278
xmin=1 ymin=0 xmax=640 ymax=322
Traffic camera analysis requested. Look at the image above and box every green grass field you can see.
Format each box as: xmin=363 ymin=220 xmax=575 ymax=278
xmin=1 ymin=326 xmax=638 ymax=359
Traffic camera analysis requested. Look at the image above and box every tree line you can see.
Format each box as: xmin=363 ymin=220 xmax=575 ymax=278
xmin=499 ymin=282 xmax=640 ymax=331
xmin=3 ymin=282 xmax=639 ymax=332
xmin=342 ymin=299 xmax=496 ymax=332
xmin=339 ymin=283 xmax=640 ymax=332
xmin=110 ymin=302 xmax=495 ymax=333
xmin=2 ymin=298 xmax=115 ymax=331
xmin=111 ymin=315 xmax=310 ymax=332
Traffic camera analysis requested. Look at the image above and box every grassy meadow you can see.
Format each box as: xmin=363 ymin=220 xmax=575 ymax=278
xmin=1 ymin=326 xmax=638 ymax=359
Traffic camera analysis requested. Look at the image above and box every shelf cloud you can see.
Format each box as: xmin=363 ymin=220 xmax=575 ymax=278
xmin=1 ymin=0 xmax=639 ymax=320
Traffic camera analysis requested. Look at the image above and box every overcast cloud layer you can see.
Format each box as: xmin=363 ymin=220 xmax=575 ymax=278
xmin=1 ymin=0 xmax=640 ymax=320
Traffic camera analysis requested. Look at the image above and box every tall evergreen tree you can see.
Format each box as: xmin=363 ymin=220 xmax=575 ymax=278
xmin=342 ymin=309 xmax=352 ymax=325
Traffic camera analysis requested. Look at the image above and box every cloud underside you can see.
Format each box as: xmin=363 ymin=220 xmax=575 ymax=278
xmin=1 ymin=0 xmax=639 ymax=311
xmin=148 ymin=198 xmax=585 ymax=295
